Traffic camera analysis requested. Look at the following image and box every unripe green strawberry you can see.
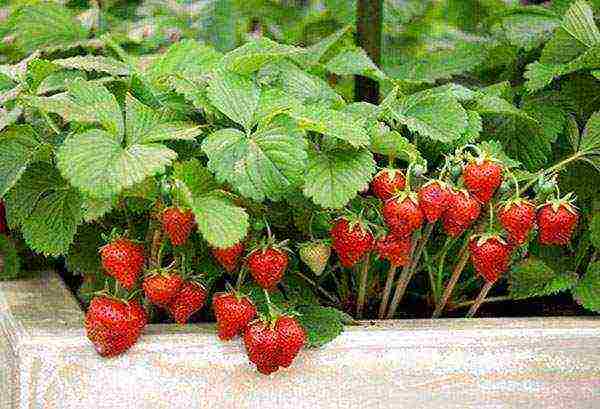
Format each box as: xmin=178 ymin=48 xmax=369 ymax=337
xmin=298 ymin=240 xmax=331 ymax=275
xmin=85 ymin=296 xmax=147 ymax=357
xmin=100 ymin=238 xmax=145 ymax=290
xmin=162 ymin=207 xmax=194 ymax=246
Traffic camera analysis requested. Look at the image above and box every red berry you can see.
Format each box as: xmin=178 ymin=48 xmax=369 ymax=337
xmin=213 ymin=292 xmax=257 ymax=341
xmin=142 ymin=272 xmax=183 ymax=307
xmin=100 ymin=238 xmax=145 ymax=290
xmin=375 ymin=234 xmax=411 ymax=267
xmin=537 ymin=202 xmax=579 ymax=246
xmin=469 ymin=236 xmax=512 ymax=283
xmin=211 ymin=242 xmax=245 ymax=273
xmin=248 ymin=247 xmax=288 ymax=289
xmin=243 ymin=315 xmax=306 ymax=375
xmin=275 ymin=316 xmax=307 ymax=368
xmin=167 ymin=281 xmax=207 ymax=324
xmin=463 ymin=160 xmax=503 ymax=204
xmin=382 ymin=195 xmax=423 ymax=238
xmin=418 ymin=181 xmax=449 ymax=223
xmin=243 ymin=320 xmax=280 ymax=375
xmin=162 ymin=207 xmax=194 ymax=246
xmin=442 ymin=190 xmax=481 ymax=237
xmin=330 ymin=218 xmax=374 ymax=268
xmin=84 ymin=296 xmax=147 ymax=357
xmin=371 ymin=169 xmax=406 ymax=201
xmin=498 ymin=200 xmax=536 ymax=245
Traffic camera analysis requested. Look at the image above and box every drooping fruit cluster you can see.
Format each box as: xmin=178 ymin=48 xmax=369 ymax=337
xmin=84 ymin=296 xmax=147 ymax=357
xmin=243 ymin=315 xmax=306 ymax=375
xmin=330 ymin=217 xmax=374 ymax=268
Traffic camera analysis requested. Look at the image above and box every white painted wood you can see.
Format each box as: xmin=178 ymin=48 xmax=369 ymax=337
xmin=1 ymin=272 xmax=599 ymax=409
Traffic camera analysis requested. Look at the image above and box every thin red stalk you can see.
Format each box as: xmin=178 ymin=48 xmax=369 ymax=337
xmin=432 ymin=241 xmax=470 ymax=318
xmin=466 ymin=281 xmax=495 ymax=318
xmin=378 ymin=264 xmax=397 ymax=319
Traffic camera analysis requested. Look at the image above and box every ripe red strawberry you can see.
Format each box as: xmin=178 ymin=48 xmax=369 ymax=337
xmin=418 ymin=181 xmax=449 ymax=223
xmin=162 ymin=207 xmax=194 ymax=246
xmin=537 ymin=195 xmax=579 ymax=246
xmin=498 ymin=199 xmax=536 ymax=245
xmin=463 ymin=159 xmax=503 ymax=203
xmin=213 ymin=292 xmax=257 ymax=341
xmin=244 ymin=320 xmax=280 ymax=375
xmin=382 ymin=194 xmax=423 ymax=238
xmin=84 ymin=296 xmax=147 ymax=357
xmin=274 ymin=316 xmax=307 ymax=368
xmin=469 ymin=235 xmax=512 ymax=283
xmin=167 ymin=281 xmax=207 ymax=324
xmin=100 ymin=238 xmax=145 ymax=290
xmin=375 ymin=234 xmax=411 ymax=267
xmin=371 ymin=169 xmax=406 ymax=201
xmin=211 ymin=242 xmax=245 ymax=273
xmin=0 ymin=200 xmax=7 ymax=234
xmin=442 ymin=190 xmax=481 ymax=237
xmin=247 ymin=247 xmax=288 ymax=289
xmin=142 ymin=271 xmax=183 ymax=307
xmin=330 ymin=217 xmax=374 ymax=268
xmin=298 ymin=240 xmax=331 ymax=275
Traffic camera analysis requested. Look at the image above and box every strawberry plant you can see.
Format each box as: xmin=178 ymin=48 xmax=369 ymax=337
xmin=0 ymin=0 xmax=599 ymax=375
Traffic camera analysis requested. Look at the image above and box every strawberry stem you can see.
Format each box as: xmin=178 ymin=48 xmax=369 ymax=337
xmin=508 ymin=171 xmax=520 ymax=199
xmin=488 ymin=203 xmax=494 ymax=230
xmin=432 ymin=238 xmax=470 ymax=318
xmin=385 ymin=233 xmax=419 ymax=319
xmin=355 ymin=254 xmax=370 ymax=319
xmin=236 ymin=266 xmax=247 ymax=292
xmin=378 ymin=264 xmax=397 ymax=319
xmin=466 ymin=280 xmax=494 ymax=318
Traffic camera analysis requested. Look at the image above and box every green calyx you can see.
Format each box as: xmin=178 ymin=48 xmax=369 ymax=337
xmin=471 ymin=232 xmax=507 ymax=248
xmin=540 ymin=192 xmax=578 ymax=214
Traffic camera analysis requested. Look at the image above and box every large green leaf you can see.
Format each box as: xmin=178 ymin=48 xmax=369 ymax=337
xmin=573 ymin=261 xmax=600 ymax=313
xmin=303 ymin=148 xmax=375 ymax=209
xmin=27 ymin=80 xmax=124 ymax=138
xmin=57 ymin=130 xmax=177 ymax=198
xmin=562 ymin=0 xmax=600 ymax=47
xmin=580 ymin=111 xmax=600 ymax=152
xmin=491 ymin=8 xmax=560 ymax=51
xmin=325 ymin=47 xmax=387 ymax=81
xmin=221 ymin=38 xmax=305 ymax=74
xmin=206 ymin=70 xmax=260 ymax=130
xmin=124 ymin=95 xmax=202 ymax=145
xmin=296 ymin=305 xmax=345 ymax=348
xmin=290 ymin=105 xmax=370 ymax=148
xmin=0 ymin=126 xmax=46 ymax=197
xmin=0 ymin=235 xmax=20 ymax=280
xmin=145 ymin=40 xmax=222 ymax=82
xmin=4 ymin=163 xmax=82 ymax=256
xmin=370 ymin=129 xmax=424 ymax=165
xmin=387 ymin=91 xmax=468 ymax=143
xmin=509 ymin=258 xmax=578 ymax=299
xmin=202 ymin=122 xmax=308 ymax=202
xmin=53 ymin=56 xmax=130 ymax=76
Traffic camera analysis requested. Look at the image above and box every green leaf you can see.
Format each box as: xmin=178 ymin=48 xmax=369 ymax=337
xmin=27 ymin=80 xmax=124 ymax=138
xmin=478 ymin=141 xmax=521 ymax=169
xmin=57 ymin=129 xmax=177 ymax=198
xmin=325 ymin=47 xmax=387 ymax=81
xmin=81 ymin=194 xmax=116 ymax=223
xmin=296 ymin=305 xmax=345 ymax=348
xmin=301 ymin=25 xmax=353 ymax=65
xmin=282 ymin=273 xmax=319 ymax=307
xmin=172 ymin=159 xmax=219 ymax=198
xmin=580 ymin=111 xmax=600 ymax=152
xmin=26 ymin=59 xmax=59 ymax=92
xmin=65 ymin=224 xmax=105 ymax=275
xmin=0 ymin=235 xmax=20 ymax=280
xmin=241 ymin=282 xmax=287 ymax=315
xmin=37 ymin=71 xmax=85 ymax=95
xmin=590 ymin=213 xmax=600 ymax=249
xmin=491 ymin=8 xmax=560 ymax=51
xmin=125 ymin=95 xmax=202 ymax=145
xmin=206 ymin=70 xmax=260 ymax=130
xmin=387 ymin=91 xmax=468 ymax=143
xmin=5 ymin=163 xmax=82 ymax=256
xmin=8 ymin=3 xmax=88 ymax=53
xmin=370 ymin=129 xmax=424 ymax=164
xmin=0 ymin=107 xmax=22 ymax=132
xmin=290 ymin=105 xmax=370 ymax=148
xmin=222 ymin=38 xmax=304 ymax=74
xmin=202 ymin=121 xmax=308 ymax=202
xmin=0 ymin=126 xmax=47 ymax=197
xmin=509 ymin=258 xmax=578 ymax=299
xmin=53 ymin=56 xmax=130 ymax=76
xmin=303 ymin=148 xmax=375 ymax=209
xmin=145 ymin=40 xmax=222 ymax=82
xmin=562 ymin=0 xmax=600 ymax=47
xmin=573 ymin=261 xmax=600 ymax=313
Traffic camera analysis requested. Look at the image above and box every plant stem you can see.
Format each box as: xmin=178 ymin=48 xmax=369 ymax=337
xmin=385 ymin=233 xmax=419 ymax=319
xmin=378 ymin=264 xmax=397 ymax=319
xmin=520 ymin=153 xmax=582 ymax=193
xmin=466 ymin=281 xmax=495 ymax=318
xmin=432 ymin=240 xmax=470 ymax=318
xmin=356 ymin=254 xmax=370 ymax=318
xmin=448 ymin=296 xmax=511 ymax=311
xmin=436 ymin=236 xmax=454 ymax=301
xmin=150 ymin=226 xmax=163 ymax=267
xmin=295 ymin=271 xmax=341 ymax=306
